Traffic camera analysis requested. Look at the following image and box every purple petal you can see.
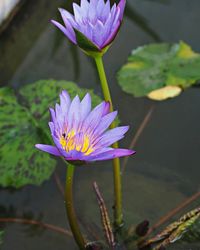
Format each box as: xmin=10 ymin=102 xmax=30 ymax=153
xmin=80 ymin=93 xmax=91 ymax=120
xmin=86 ymin=0 xmax=98 ymax=23
xmin=111 ymin=6 xmax=121 ymax=29
xmin=79 ymin=0 xmax=90 ymax=21
xmin=92 ymin=20 xmax=106 ymax=47
xmin=88 ymin=148 xmax=135 ymax=161
xmin=51 ymin=20 xmax=77 ymax=44
xmin=95 ymin=126 xmax=129 ymax=147
xmin=102 ymin=20 xmax=120 ymax=48
xmin=94 ymin=111 xmax=117 ymax=137
xmin=60 ymin=90 xmax=71 ymax=114
xmin=82 ymin=101 xmax=106 ymax=134
xmin=81 ymin=0 xmax=90 ymax=11
xmin=58 ymin=8 xmax=77 ymax=27
xmin=78 ymin=23 xmax=95 ymax=47
xmin=102 ymin=101 xmax=110 ymax=116
xmin=66 ymin=150 xmax=86 ymax=161
xmin=100 ymin=0 xmax=111 ymax=23
xmin=52 ymin=136 xmax=69 ymax=158
xmin=73 ymin=3 xmax=83 ymax=23
xmin=49 ymin=108 xmax=56 ymax=123
xmin=35 ymin=144 xmax=61 ymax=156
xmin=118 ymin=0 xmax=126 ymax=21
xmin=49 ymin=122 xmax=55 ymax=134
xmin=68 ymin=95 xmax=81 ymax=131
xmin=55 ymin=103 xmax=64 ymax=129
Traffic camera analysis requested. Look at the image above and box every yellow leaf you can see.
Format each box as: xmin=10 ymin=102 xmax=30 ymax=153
xmin=147 ymin=86 xmax=182 ymax=101
xmin=177 ymin=41 xmax=199 ymax=59
xmin=123 ymin=61 xmax=146 ymax=69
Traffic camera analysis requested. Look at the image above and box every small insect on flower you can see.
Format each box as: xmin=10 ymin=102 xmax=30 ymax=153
xmin=51 ymin=0 xmax=126 ymax=54
xmin=35 ymin=91 xmax=135 ymax=165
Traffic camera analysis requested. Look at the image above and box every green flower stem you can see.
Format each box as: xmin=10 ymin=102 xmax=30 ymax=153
xmin=65 ymin=164 xmax=86 ymax=249
xmin=94 ymin=56 xmax=123 ymax=228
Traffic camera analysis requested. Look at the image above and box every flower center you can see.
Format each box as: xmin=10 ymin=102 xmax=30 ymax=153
xmin=60 ymin=129 xmax=94 ymax=155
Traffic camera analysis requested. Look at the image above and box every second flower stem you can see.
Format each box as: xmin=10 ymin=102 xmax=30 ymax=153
xmin=65 ymin=163 xmax=86 ymax=249
xmin=94 ymin=56 xmax=123 ymax=228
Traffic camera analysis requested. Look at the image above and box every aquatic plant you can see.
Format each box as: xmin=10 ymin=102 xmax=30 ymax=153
xmin=51 ymin=0 xmax=126 ymax=54
xmin=0 ymin=80 xmax=102 ymax=188
xmin=35 ymin=91 xmax=134 ymax=249
xmin=36 ymin=91 xmax=134 ymax=163
xmin=117 ymin=41 xmax=200 ymax=101
xmin=1 ymin=1 xmax=200 ymax=250
xmin=52 ymin=0 xmax=127 ymax=228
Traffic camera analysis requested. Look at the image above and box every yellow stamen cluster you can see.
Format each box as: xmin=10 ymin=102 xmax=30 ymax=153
xmin=60 ymin=130 xmax=94 ymax=155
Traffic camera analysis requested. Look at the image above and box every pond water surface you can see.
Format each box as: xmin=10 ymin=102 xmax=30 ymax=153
xmin=0 ymin=0 xmax=200 ymax=249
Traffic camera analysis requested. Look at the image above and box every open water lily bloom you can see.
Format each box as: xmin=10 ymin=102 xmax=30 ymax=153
xmin=51 ymin=0 xmax=126 ymax=52
xmin=35 ymin=91 xmax=135 ymax=164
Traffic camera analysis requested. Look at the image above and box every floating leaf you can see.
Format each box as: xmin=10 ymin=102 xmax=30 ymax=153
xmin=19 ymin=80 xmax=102 ymax=133
xmin=0 ymin=80 xmax=102 ymax=188
xmin=117 ymin=41 xmax=200 ymax=100
xmin=147 ymin=86 xmax=182 ymax=101
xmin=0 ymin=87 xmax=56 ymax=188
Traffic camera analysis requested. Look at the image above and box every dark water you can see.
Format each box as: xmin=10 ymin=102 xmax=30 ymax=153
xmin=0 ymin=0 xmax=200 ymax=249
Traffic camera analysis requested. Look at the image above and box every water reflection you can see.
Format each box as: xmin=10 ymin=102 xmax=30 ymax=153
xmin=0 ymin=204 xmax=45 ymax=237
xmin=125 ymin=3 xmax=161 ymax=42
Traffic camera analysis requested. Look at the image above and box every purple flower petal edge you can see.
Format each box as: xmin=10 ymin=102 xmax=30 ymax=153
xmin=51 ymin=0 xmax=126 ymax=50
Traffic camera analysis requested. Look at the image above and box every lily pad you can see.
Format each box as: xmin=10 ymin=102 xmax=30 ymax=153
xmin=0 ymin=87 xmax=53 ymax=188
xmin=147 ymin=85 xmax=182 ymax=101
xmin=0 ymin=80 xmax=102 ymax=188
xmin=19 ymin=79 xmax=102 ymax=133
xmin=117 ymin=41 xmax=200 ymax=100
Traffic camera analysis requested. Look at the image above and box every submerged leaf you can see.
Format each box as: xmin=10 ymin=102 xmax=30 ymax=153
xmin=118 ymin=41 xmax=200 ymax=100
xmin=0 ymin=80 xmax=102 ymax=188
xmin=140 ymin=207 xmax=200 ymax=250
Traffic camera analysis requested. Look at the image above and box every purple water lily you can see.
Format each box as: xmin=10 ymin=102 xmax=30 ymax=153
xmin=35 ymin=91 xmax=135 ymax=164
xmin=51 ymin=0 xmax=126 ymax=51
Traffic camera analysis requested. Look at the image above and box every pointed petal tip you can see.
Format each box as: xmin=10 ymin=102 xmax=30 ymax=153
xmin=87 ymin=148 xmax=136 ymax=162
xmin=60 ymin=89 xmax=69 ymax=98
xmin=51 ymin=19 xmax=58 ymax=25
xmin=35 ymin=144 xmax=61 ymax=156
xmin=119 ymin=125 xmax=130 ymax=134
xmin=118 ymin=0 xmax=126 ymax=20
xmin=58 ymin=7 xmax=64 ymax=12
xmin=84 ymin=92 xmax=91 ymax=99
xmin=127 ymin=149 xmax=136 ymax=156
xmin=102 ymin=101 xmax=111 ymax=116
xmin=81 ymin=92 xmax=91 ymax=106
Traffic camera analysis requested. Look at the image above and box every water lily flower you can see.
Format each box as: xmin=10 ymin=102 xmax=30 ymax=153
xmin=35 ymin=91 xmax=135 ymax=164
xmin=51 ymin=0 xmax=126 ymax=54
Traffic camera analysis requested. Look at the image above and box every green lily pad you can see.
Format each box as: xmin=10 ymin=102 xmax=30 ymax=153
xmin=0 ymin=80 xmax=102 ymax=188
xmin=0 ymin=87 xmax=54 ymax=188
xmin=117 ymin=41 xmax=200 ymax=99
xmin=19 ymin=79 xmax=102 ymax=133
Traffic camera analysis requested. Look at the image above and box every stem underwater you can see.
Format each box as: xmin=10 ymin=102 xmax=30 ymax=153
xmin=65 ymin=163 xmax=86 ymax=249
